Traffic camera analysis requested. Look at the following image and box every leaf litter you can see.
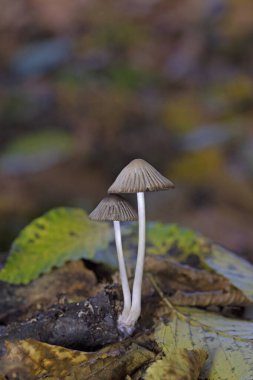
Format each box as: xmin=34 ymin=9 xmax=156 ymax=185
xmin=0 ymin=209 xmax=253 ymax=379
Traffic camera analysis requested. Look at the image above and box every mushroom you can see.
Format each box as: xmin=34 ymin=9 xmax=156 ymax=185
xmin=89 ymin=194 xmax=137 ymax=324
xmin=108 ymin=159 xmax=174 ymax=333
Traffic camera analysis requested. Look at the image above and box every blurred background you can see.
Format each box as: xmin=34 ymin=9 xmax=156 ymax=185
xmin=0 ymin=0 xmax=252 ymax=260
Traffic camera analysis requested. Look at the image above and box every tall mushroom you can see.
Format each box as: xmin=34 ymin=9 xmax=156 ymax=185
xmin=89 ymin=194 xmax=137 ymax=324
xmin=108 ymin=159 xmax=174 ymax=333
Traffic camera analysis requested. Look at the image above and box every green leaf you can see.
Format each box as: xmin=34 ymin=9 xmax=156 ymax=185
xmin=0 ymin=208 xmax=111 ymax=284
xmin=154 ymin=307 xmax=253 ymax=380
xmin=2 ymin=216 xmax=253 ymax=297
xmin=145 ymin=223 xmax=253 ymax=302
xmin=146 ymin=223 xmax=210 ymax=257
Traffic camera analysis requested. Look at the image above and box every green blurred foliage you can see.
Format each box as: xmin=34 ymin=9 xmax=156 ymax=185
xmin=0 ymin=0 xmax=252 ymax=258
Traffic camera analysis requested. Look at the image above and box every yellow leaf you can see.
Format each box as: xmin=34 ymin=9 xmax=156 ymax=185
xmin=0 ymin=339 xmax=155 ymax=380
xmin=145 ymin=348 xmax=208 ymax=380
xmin=154 ymin=308 xmax=253 ymax=380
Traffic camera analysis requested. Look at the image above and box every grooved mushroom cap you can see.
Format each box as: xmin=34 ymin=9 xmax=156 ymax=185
xmin=108 ymin=159 xmax=174 ymax=193
xmin=89 ymin=195 xmax=138 ymax=222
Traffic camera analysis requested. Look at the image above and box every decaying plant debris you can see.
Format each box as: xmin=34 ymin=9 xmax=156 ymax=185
xmin=0 ymin=213 xmax=253 ymax=379
xmin=0 ymin=290 xmax=119 ymax=353
xmin=0 ymin=247 xmax=252 ymax=379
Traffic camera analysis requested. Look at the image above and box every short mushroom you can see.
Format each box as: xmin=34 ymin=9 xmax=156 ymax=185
xmin=89 ymin=194 xmax=137 ymax=325
xmin=108 ymin=158 xmax=174 ymax=334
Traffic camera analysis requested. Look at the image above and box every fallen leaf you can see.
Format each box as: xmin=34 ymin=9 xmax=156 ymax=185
xmin=154 ymin=307 xmax=253 ymax=380
xmin=170 ymin=289 xmax=248 ymax=307
xmin=144 ymin=223 xmax=253 ymax=303
xmin=1 ymin=216 xmax=253 ymax=310
xmin=206 ymin=244 xmax=253 ymax=302
xmin=144 ymin=256 xmax=250 ymax=307
xmin=0 ymin=260 xmax=97 ymax=323
xmin=0 ymin=208 xmax=110 ymax=284
xmin=145 ymin=348 xmax=208 ymax=380
xmin=0 ymin=338 xmax=155 ymax=379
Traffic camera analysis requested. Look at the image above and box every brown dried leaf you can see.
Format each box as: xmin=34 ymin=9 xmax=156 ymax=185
xmin=0 ymin=261 xmax=97 ymax=323
xmin=0 ymin=339 xmax=155 ymax=380
xmin=144 ymin=256 xmax=250 ymax=307
xmin=145 ymin=256 xmax=229 ymax=292
xmin=170 ymin=289 xmax=249 ymax=307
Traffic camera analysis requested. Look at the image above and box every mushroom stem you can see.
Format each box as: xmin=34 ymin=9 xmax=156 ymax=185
xmin=113 ymin=220 xmax=131 ymax=321
xmin=125 ymin=191 xmax=146 ymax=330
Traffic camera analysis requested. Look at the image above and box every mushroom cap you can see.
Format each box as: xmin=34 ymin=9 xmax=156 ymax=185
xmin=108 ymin=158 xmax=174 ymax=193
xmin=89 ymin=194 xmax=138 ymax=222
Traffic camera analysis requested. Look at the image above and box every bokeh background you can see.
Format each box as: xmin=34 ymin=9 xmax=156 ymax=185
xmin=0 ymin=0 xmax=253 ymax=261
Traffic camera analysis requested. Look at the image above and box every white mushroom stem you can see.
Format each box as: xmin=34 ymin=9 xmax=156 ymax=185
xmin=125 ymin=191 xmax=146 ymax=329
xmin=113 ymin=220 xmax=131 ymax=321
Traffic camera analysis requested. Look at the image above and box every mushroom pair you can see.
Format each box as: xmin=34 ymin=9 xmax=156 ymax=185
xmin=89 ymin=159 xmax=174 ymax=334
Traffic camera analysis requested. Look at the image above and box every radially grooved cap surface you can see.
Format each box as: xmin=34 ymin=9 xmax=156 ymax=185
xmin=89 ymin=194 xmax=138 ymax=222
xmin=108 ymin=158 xmax=175 ymax=193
